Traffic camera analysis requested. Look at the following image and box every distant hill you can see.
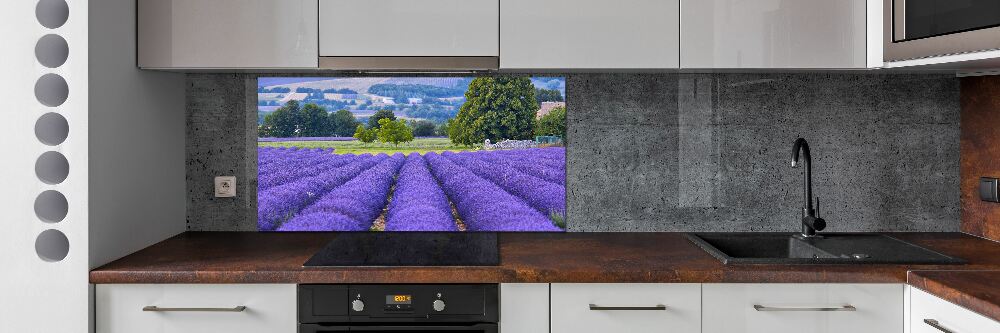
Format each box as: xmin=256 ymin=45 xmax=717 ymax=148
xmin=257 ymin=77 xmax=565 ymax=125
xmin=259 ymin=77 xmax=472 ymax=95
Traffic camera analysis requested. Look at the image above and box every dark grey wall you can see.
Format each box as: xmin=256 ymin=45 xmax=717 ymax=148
xmin=187 ymin=73 xmax=961 ymax=232
xmin=187 ymin=74 xmax=258 ymax=231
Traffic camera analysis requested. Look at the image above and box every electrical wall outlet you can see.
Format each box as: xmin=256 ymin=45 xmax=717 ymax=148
xmin=980 ymin=177 xmax=999 ymax=202
xmin=215 ymin=176 xmax=236 ymax=198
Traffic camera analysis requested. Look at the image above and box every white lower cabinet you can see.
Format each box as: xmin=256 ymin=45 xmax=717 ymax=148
xmin=501 ymin=283 xmax=549 ymax=333
xmin=94 ymin=282 xmax=1000 ymax=333
xmin=910 ymin=287 xmax=1000 ymax=333
xmin=702 ymin=284 xmax=904 ymax=333
xmin=551 ymin=283 xmax=701 ymax=333
xmin=96 ymin=284 xmax=297 ymax=333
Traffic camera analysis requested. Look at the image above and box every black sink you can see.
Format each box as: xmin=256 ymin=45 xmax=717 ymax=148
xmin=686 ymin=233 xmax=965 ymax=265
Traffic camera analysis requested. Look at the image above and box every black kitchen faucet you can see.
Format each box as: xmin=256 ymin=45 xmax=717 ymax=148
xmin=791 ymin=138 xmax=826 ymax=237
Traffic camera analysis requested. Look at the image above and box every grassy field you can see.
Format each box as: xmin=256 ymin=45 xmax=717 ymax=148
xmin=258 ymin=137 xmax=478 ymax=155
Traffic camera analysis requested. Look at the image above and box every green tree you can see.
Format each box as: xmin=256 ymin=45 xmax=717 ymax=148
xmin=409 ymin=119 xmax=437 ymax=137
xmin=328 ymin=109 xmax=360 ymax=137
xmin=535 ymin=88 xmax=564 ymax=103
xmin=260 ymin=100 xmax=301 ymax=137
xmin=298 ymin=103 xmax=331 ymax=137
xmin=448 ymin=77 xmax=538 ymax=146
xmin=435 ymin=121 xmax=450 ymax=137
xmin=376 ymin=118 xmax=414 ymax=146
xmin=534 ymin=106 xmax=566 ymax=139
xmin=367 ymin=109 xmax=396 ymax=129
xmin=353 ymin=124 xmax=377 ymax=145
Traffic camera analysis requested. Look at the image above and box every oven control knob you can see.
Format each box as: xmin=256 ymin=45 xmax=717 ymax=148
xmin=432 ymin=299 xmax=446 ymax=312
xmin=351 ymin=299 xmax=365 ymax=312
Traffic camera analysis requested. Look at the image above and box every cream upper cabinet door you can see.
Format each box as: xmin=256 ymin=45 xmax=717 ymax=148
xmin=319 ymin=0 xmax=499 ymax=57
xmin=681 ymin=0 xmax=874 ymax=68
xmin=910 ymin=287 xmax=1000 ymax=333
xmin=550 ymin=283 xmax=700 ymax=333
xmin=501 ymin=0 xmax=680 ymax=69
xmin=702 ymin=284 xmax=904 ymax=333
xmin=138 ymin=0 xmax=318 ymax=69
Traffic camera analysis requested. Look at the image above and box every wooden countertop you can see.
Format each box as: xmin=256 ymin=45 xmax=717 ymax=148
xmin=91 ymin=232 xmax=1000 ymax=284
xmin=908 ymin=270 xmax=1000 ymax=322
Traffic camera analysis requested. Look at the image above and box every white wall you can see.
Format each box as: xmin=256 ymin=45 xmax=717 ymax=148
xmin=88 ymin=0 xmax=186 ymax=270
xmin=0 ymin=0 xmax=185 ymax=331
xmin=0 ymin=0 xmax=90 ymax=331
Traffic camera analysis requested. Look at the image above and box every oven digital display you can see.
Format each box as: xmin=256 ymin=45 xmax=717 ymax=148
xmin=386 ymin=295 xmax=412 ymax=304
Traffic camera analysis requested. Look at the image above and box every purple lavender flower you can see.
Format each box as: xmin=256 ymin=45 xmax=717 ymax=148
xmin=385 ymin=154 xmax=457 ymax=231
xmin=276 ymin=212 xmax=360 ymax=231
xmin=479 ymin=148 xmax=566 ymax=185
xmin=289 ymin=153 xmax=405 ymax=231
xmin=257 ymin=154 xmax=382 ymax=231
xmin=424 ymin=152 xmax=562 ymax=231
xmin=444 ymin=151 xmax=565 ymax=219
xmin=258 ymin=150 xmax=355 ymax=191
xmin=258 ymin=146 xmax=566 ymax=232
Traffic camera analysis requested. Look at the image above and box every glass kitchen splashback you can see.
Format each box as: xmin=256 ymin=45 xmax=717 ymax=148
xmin=256 ymin=76 xmax=567 ymax=232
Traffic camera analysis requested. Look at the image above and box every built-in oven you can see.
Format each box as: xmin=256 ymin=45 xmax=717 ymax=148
xmin=299 ymin=284 xmax=499 ymax=333
xmin=884 ymin=0 xmax=1000 ymax=61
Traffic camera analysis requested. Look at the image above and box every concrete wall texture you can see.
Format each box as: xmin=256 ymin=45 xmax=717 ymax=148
xmin=186 ymin=74 xmax=258 ymax=231
xmin=187 ymin=73 xmax=961 ymax=232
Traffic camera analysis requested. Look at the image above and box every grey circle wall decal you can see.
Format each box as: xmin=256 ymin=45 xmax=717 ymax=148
xmin=35 ymin=151 xmax=69 ymax=185
xmin=36 ymin=0 xmax=69 ymax=29
xmin=35 ymin=112 xmax=69 ymax=146
xmin=35 ymin=229 xmax=69 ymax=262
xmin=34 ymin=190 xmax=68 ymax=223
xmin=35 ymin=34 xmax=69 ymax=68
xmin=34 ymin=73 xmax=69 ymax=107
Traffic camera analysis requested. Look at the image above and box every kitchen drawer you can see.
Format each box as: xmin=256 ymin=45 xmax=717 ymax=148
xmin=910 ymin=287 xmax=1000 ymax=333
xmin=703 ymin=283 xmax=903 ymax=333
xmin=96 ymin=284 xmax=296 ymax=333
xmin=550 ymin=283 xmax=700 ymax=333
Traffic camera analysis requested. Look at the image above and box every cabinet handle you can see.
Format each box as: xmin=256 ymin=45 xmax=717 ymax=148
xmin=923 ymin=319 xmax=955 ymax=333
xmin=143 ymin=306 xmax=247 ymax=312
xmin=753 ymin=304 xmax=856 ymax=312
xmin=589 ymin=304 xmax=667 ymax=311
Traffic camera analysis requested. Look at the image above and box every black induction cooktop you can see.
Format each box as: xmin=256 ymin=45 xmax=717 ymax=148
xmin=303 ymin=232 xmax=500 ymax=267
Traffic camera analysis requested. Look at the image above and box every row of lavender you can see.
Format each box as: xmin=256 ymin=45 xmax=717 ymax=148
xmin=257 ymin=147 xmax=566 ymax=231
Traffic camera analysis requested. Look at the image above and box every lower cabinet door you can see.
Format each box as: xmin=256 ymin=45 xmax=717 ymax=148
xmin=702 ymin=283 xmax=903 ymax=333
xmin=500 ymin=283 xmax=549 ymax=333
xmin=550 ymin=283 xmax=701 ymax=333
xmin=910 ymin=287 xmax=1000 ymax=333
xmin=96 ymin=284 xmax=297 ymax=333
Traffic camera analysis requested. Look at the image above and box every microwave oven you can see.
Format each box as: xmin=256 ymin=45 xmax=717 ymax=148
xmin=884 ymin=0 xmax=1000 ymax=62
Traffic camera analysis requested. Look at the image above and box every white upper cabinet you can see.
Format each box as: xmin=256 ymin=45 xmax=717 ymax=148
xmin=681 ymin=0 xmax=880 ymax=69
xmin=138 ymin=0 xmax=318 ymax=69
xmin=501 ymin=0 xmax=680 ymax=69
xmin=319 ymin=0 xmax=499 ymax=57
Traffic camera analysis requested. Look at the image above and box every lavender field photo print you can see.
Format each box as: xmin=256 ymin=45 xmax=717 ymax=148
xmin=256 ymin=76 xmax=567 ymax=231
